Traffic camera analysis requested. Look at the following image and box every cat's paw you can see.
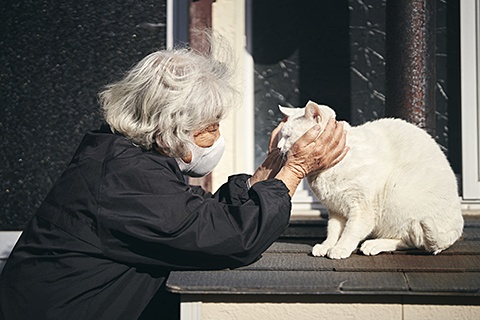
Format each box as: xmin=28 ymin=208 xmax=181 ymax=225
xmin=359 ymin=240 xmax=383 ymax=256
xmin=311 ymin=243 xmax=332 ymax=257
xmin=360 ymin=238 xmax=407 ymax=256
xmin=327 ymin=246 xmax=354 ymax=259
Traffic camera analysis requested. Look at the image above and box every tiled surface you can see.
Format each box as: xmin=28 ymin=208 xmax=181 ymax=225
xmin=167 ymin=216 xmax=480 ymax=297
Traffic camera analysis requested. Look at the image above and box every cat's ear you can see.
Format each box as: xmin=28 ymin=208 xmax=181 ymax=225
xmin=278 ymin=105 xmax=298 ymax=117
xmin=305 ymin=101 xmax=322 ymax=123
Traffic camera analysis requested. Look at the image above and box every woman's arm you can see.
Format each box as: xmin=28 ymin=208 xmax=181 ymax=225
xmin=97 ymin=161 xmax=291 ymax=270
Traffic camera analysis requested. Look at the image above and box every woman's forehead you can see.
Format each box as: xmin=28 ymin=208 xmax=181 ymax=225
xmin=194 ymin=122 xmax=220 ymax=135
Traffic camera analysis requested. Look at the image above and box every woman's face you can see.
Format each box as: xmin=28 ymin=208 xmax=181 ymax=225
xmin=182 ymin=123 xmax=220 ymax=163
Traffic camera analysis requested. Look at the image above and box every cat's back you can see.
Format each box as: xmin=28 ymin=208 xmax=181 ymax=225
xmin=350 ymin=118 xmax=443 ymax=161
xmin=352 ymin=118 xmax=429 ymax=142
xmin=340 ymin=117 xmax=456 ymax=197
xmin=349 ymin=117 xmax=459 ymax=206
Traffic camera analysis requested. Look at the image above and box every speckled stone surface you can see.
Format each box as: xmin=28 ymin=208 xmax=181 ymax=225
xmin=0 ymin=0 xmax=167 ymax=230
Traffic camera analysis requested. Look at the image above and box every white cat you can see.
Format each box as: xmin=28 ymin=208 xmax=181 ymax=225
xmin=277 ymin=101 xmax=464 ymax=259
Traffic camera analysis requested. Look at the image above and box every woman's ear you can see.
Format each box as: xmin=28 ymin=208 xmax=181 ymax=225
xmin=155 ymin=135 xmax=165 ymax=148
xmin=154 ymin=135 xmax=171 ymax=156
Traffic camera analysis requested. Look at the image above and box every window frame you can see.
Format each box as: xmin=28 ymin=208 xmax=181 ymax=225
xmin=460 ymin=0 xmax=480 ymax=203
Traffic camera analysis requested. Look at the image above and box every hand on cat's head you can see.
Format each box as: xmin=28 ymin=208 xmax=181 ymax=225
xmin=283 ymin=118 xmax=348 ymax=179
xmin=277 ymin=101 xmax=337 ymax=153
xmin=276 ymin=101 xmax=348 ymax=179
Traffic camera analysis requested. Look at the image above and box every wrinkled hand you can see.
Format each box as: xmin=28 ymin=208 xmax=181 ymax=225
xmin=283 ymin=118 xmax=348 ymax=180
xmin=249 ymin=119 xmax=288 ymax=186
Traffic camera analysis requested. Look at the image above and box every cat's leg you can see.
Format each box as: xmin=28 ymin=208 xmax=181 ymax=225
xmin=312 ymin=212 xmax=345 ymax=257
xmin=327 ymin=207 xmax=375 ymax=259
xmin=360 ymin=238 xmax=411 ymax=256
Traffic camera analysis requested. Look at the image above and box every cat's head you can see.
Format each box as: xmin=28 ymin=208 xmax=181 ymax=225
xmin=277 ymin=101 xmax=336 ymax=153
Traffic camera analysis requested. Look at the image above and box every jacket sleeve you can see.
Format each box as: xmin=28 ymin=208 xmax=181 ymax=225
xmin=96 ymin=157 xmax=292 ymax=270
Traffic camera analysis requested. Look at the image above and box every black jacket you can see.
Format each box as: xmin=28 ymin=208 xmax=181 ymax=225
xmin=0 ymin=127 xmax=291 ymax=319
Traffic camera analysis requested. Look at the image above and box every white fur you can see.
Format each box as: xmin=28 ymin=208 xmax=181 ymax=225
xmin=278 ymin=101 xmax=464 ymax=259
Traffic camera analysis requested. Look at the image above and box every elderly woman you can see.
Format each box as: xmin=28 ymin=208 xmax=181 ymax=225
xmin=0 ymin=47 xmax=347 ymax=319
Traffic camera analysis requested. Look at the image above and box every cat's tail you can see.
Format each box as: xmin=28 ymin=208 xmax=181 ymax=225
xmin=417 ymin=217 xmax=463 ymax=254
xmin=419 ymin=219 xmax=445 ymax=254
xmin=403 ymin=218 xmax=461 ymax=254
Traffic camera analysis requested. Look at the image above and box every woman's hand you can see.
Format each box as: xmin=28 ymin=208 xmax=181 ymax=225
xmin=268 ymin=117 xmax=287 ymax=152
xmin=276 ymin=118 xmax=348 ymax=196
xmin=284 ymin=118 xmax=348 ymax=179
xmin=249 ymin=119 xmax=288 ymax=186
xmin=249 ymin=117 xmax=348 ymax=197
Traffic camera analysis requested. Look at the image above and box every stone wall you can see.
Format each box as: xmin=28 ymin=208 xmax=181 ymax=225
xmin=0 ymin=0 xmax=167 ymax=230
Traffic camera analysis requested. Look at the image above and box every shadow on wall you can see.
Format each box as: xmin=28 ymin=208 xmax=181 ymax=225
xmin=250 ymin=0 xmax=350 ymax=167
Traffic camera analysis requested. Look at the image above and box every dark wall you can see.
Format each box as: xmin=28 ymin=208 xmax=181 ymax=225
xmin=252 ymin=0 xmax=461 ymax=175
xmin=1 ymin=0 xmax=167 ymax=230
xmin=251 ymin=0 xmax=350 ymax=167
xmin=349 ymin=0 xmax=461 ymax=175
xmin=1 ymin=0 xmax=462 ymax=230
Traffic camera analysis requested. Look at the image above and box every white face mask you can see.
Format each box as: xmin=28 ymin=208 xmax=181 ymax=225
xmin=175 ymin=135 xmax=225 ymax=177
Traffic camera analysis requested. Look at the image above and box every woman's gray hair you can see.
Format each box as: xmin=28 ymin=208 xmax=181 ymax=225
xmin=99 ymin=43 xmax=237 ymax=158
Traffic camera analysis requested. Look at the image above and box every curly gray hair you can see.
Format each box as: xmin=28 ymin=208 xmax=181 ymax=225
xmin=99 ymin=46 xmax=237 ymax=158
